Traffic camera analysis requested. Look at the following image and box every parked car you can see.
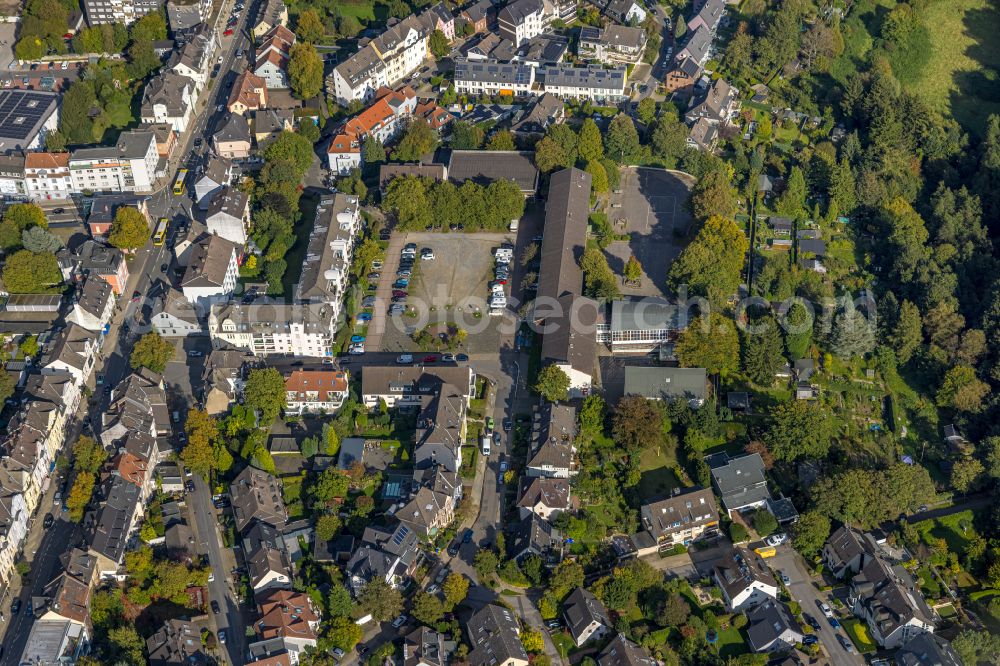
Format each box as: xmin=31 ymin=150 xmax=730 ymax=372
xmin=803 ymin=635 xmax=818 ymax=646
xmin=211 ymin=600 xmax=220 ymax=614
xmin=828 ymin=617 xmax=841 ymax=629
xmin=462 ymin=528 xmax=474 ymax=543
xmin=456 ymin=353 xmax=469 ymax=361
xmin=392 ymin=290 xmax=408 ymax=298
xmin=426 ymin=584 xmax=439 ymax=594
xmin=423 ymin=355 xmax=438 ymax=363
xmin=218 ymin=629 xmax=227 ymax=644
xmin=486 ymin=417 xmax=494 ymax=430
xmin=357 ymin=313 xmax=372 ymax=322
xmin=765 ymin=532 xmax=788 ymax=546
xmin=362 ymin=297 xmax=376 ymax=307
xmin=350 ymin=335 xmax=366 ymax=343
xmin=368 ymin=272 xmax=380 ymax=280
xmin=332 ymin=648 xmax=345 ymax=659
xmin=778 ymin=570 xmax=790 ymax=585
xmin=223 ymin=28 xmax=234 ymax=35
xmin=186 ymin=480 xmax=195 ymax=492
xmin=836 ymin=635 xmax=853 ymax=653
xmin=397 ymin=354 xmax=414 ymax=364
xmin=442 ymin=353 xmax=455 ymax=362
xmin=43 ymin=513 xmax=54 ymax=528
xmin=10 ymin=599 xmax=20 ymax=615
xmin=803 ymin=613 xmax=821 ymax=631
xmin=371 ymin=260 xmax=383 ymax=269
xmin=448 ymin=541 xmax=460 ymax=556
xmin=503 ymin=418 xmax=512 ymax=431
xmin=818 ymin=601 xmax=833 ymax=618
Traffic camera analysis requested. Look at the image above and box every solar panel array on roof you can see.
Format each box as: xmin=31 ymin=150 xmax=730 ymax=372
xmin=392 ymin=524 xmax=411 ymax=545
xmin=0 ymin=90 xmax=57 ymax=145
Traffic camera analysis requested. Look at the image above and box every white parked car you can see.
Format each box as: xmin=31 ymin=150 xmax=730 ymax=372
xmin=765 ymin=532 xmax=788 ymax=547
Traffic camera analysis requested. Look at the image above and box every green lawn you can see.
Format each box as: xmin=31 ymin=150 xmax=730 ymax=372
xmin=281 ymin=193 xmax=317 ymax=297
xmin=636 ymin=447 xmax=680 ymax=499
xmin=906 ymin=0 xmax=1000 ymax=135
xmin=842 ymin=618 xmax=877 ymax=654
xmin=551 ymin=632 xmax=576 ymax=657
xmin=912 ymin=510 xmax=980 ymax=554
xmin=337 ymin=1 xmax=376 ymax=21
xmin=714 ymin=626 xmax=748 ymax=658
xmin=281 ymin=474 xmax=306 ymax=520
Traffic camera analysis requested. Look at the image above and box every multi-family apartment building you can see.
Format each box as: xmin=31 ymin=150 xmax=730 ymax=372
xmin=453 ymin=59 xmax=536 ymax=97
xmin=294 ymin=193 xmax=361 ymax=328
xmin=498 ymin=0 xmax=547 ymax=46
xmin=140 ymin=71 xmax=197 ymax=133
xmin=180 ymin=232 xmax=240 ymax=306
xmin=330 ymin=12 xmax=434 ymax=104
xmin=83 ymin=0 xmax=160 ymax=25
xmin=539 ymin=64 xmax=628 ymax=102
xmin=24 ymin=152 xmax=71 ymax=201
xmin=577 ymin=24 xmax=648 ymax=65
xmin=453 ymin=59 xmax=628 ymax=101
xmin=69 ymin=130 xmax=158 ymax=194
xmin=327 ymin=87 xmax=418 ymax=173
xmin=205 ymin=185 xmax=251 ymax=245
xmin=0 ymin=153 xmax=25 ymax=197
xmin=639 ymin=487 xmax=719 ymax=549
xmin=209 ymin=301 xmax=335 ymax=358
xmin=284 ymin=369 xmax=349 ymax=415
xmin=168 ymin=25 xmax=217 ymax=94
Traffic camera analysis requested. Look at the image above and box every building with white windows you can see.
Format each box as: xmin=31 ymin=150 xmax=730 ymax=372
xmin=453 ymin=59 xmax=536 ymax=97
xmin=168 ymin=25 xmax=217 ymax=94
xmin=140 ymin=71 xmax=197 ymax=133
xmin=0 ymin=153 xmax=25 ymax=197
xmin=326 ymin=86 xmax=417 ymax=173
xmin=330 ymin=8 xmax=445 ymax=104
xmin=208 ymin=301 xmax=336 ymax=358
xmin=69 ymin=131 xmax=158 ymax=194
xmin=181 ymin=232 xmax=240 ymax=306
xmin=205 ymin=186 xmax=251 ymax=245
xmin=24 ymin=152 xmax=70 ymax=201
xmin=83 ymin=0 xmax=161 ymax=24
xmin=539 ymin=64 xmax=628 ymax=102
xmin=498 ymin=0 xmax=547 ymax=46
xmin=295 ymin=194 xmax=361 ymax=327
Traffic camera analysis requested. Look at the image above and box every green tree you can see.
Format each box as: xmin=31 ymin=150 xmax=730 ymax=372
xmin=45 ymin=130 xmax=67 ymax=152
xmin=264 ymin=130 xmax=315 ymax=174
xmin=753 ymin=509 xmax=779 ymax=536
xmin=792 ymin=511 xmax=830 ymax=556
xmin=951 ymin=630 xmax=1000 ymax=666
xmin=130 ymin=332 xmax=173 ymax=373
xmin=107 ymin=625 xmax=145 ymax=664
xmin=741 ymin=315 xmax=785 ymax=384
xmin=473 ymin=549 xmax=500 ymax=580
xmin=295 ymin=9 xmax=325 ymax=43
xmin=534 ymin=135 xmax=572 ymax=173
xmin=777 ymin=166 xmax=807 ymax=217
xmin=328 ymin=615 xmax=363 ymax=650
xmin=21 ymin=226 xmax=61 ymax=253
xmin=323 ymin=422 xmax=341 ymax=455
xmin=18 ymin=334 xmax=39 ymax=359
xmin=534 ymin=364 xmax=570 ymax=402
xmin=486 ymin=130 xmax=515 ymax=151
xmin=577 ymin=118 xmax=603 ymax=162
xmin=428 ymin=29 xmax=450 ymax=58
xmin=394 ymin=119 xmax=437 ymax=161
xmin=674 ymin=14 xmax=686 ymax=39
xmin=520 ymin=629 xmax=545 ymax=653
xmin=383 ymin=176 xmax=431 ymax=230
xmin=604 ymin=114 xmax=642 ymax=164
xmin=3 ymin=203 xmax=47 ymax=230
xmin=668 ymin=215 xmax=747 ymax=306
xmin=443 ymin=572 xmax=469 ymax=610
xmin=298 ymin=120 xmax=320 ymax=144
xmin=363 ymin=135 xmax=386 ymax=165
xmin=687 ymin=171 xmax=737 ymax=222
xmin=950 ymin=458 xmax=984 ymax=494
xmin=66 ymin=472 xmax=95 ymax=522
xmin=613 ymin=396 xmax=665 ymax=457
xmin=580 ymin=246 xmax=620 ymax=298
xmin=316 ymin=514 xmax=342 ymax=542
xmin=650 ymin=114 xmax=688 ymax=164
xmin=830 ymin=307 xmax=875 ymax=359
xmin=180 ymin=409 xmax=220 ymax=480
xmin=936 ymin=365 xmax=989 ymax=412
xmin=2 ymin=250 xmax=62 ymax=293
xmin=624 ymin=256 xmax=642 ymax=283
xmin=338 ymin=15 xmax=362 ymax=38
xmin=585 ymin=159 xmax=609 ymax=194
xmin=636 ymin=98 xmax=657 ymax=126
xmin=451 ymin=121 xmax=484 ymax=150
xmin=59 ymin=80 xmax=98 ymax=144
xmin=288 ymin=43 xmax=324 ymax=99
xmin=309 ymin=467 xmax=350 ymax=504
xmin=108 ymin=207 xmax=149 ymax=250
xmin=729 ymin=522 xmax=749 ymax=543
xmin=675 ymin=313 xmax=740 ymax=376
xmin=657 ymin=592 xmax=691 ymax=627
xmin=73 ymin=436 xmax=107 ymax=474
xmin=765 ymin=401 xmax=833 ymax=462
xmin=783 ymin=302 xmax=813 ymax=359
xmin=411 ymin=591 xmax=445 ymax=625
xmin=359 ymin=579 xmax=404 ymax=621
xmin=16 ymin=36 xmax=45 ymax=61
xmin=244 ymin=367 xmax=288 ymax=424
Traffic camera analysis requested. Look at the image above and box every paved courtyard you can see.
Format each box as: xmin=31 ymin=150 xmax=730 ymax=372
xmin=603 ymin=167 xmax=695 ymax=298
xmin=378 ymin=231 xmax=517 ymax=354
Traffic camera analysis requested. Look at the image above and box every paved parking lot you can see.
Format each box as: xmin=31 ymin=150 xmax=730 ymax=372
xmin=604 ymin=166 xmax=695 ymax=298
xmin=378 ymin=231 xmax=515 ymax=354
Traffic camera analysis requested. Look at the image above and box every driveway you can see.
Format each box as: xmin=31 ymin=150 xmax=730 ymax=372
xmin=769 ymin=547 xmax=865 ymax=666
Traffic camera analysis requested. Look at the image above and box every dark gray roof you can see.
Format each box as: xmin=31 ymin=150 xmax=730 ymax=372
xmin=230 ymin=465 xmax=288 ymax=533
xmin=70 ymin=130 xmax=155 ymax=161
xmin=745 ymin=600 xmax=802 ymax=652
xmin=88 ymin=476 xmax=141 ymax=565
xmin=467 ymin=605 xmax=528 ymax=666
xmin=463 ymin=0 xmax=493 ymax=23
xmin=598 ymin=634 xmax=657 ymax=666
xmin=623 ymin=366 xmax=707 ymax=402
xmin=824 ymin=524 xmax=867 ymax=569
xmin=498 ymin=0 xmax=543 ymax=25
xmin=511 ymin=93 xmax=563 ymax=136
xmin=528 ymin=402 xmax=577 ymax=472
xmin=677 ymin=25 xmax=711 ymax=64
xmin=714 ymin=545 xmax=777 ymax=600
xmin=710 ymin=453 xmax=770 ymax=511
xmin=75 ymin=275 xmax=113 ymax=320
xmin=0 ymin=90 xmax=58 ymax=151
xmin=563 ymin=587 xmax=610 ymax=643
xmin=536 ymin=167 xmax=590 ymax=304
xmin=767 ymin=497 xmax=798 ymax=523
xmin=215 ymin=113 xmax=251 ymax=144
xmin=447 ymin=149 xmax=539 ymax=193
xmin=508 ymin=513 xmax=558 ymax=559
xmin=641 ymin=487 xmax=717 ymax=539
xmin=454 ymin=58 xmax=534 ymax=85
xmin=540 ymin=64 xmax=627 ymax=92
xmin=798 ymin=239 xmax=826 ymax=256
xmin=897 ymin=633 xmax=962 ymax=666
xmin=404 ymin=626 xmax=449 ymax=666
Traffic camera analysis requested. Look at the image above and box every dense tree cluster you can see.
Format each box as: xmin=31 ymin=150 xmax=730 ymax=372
xmin=382 ymin=175 xmax=525 ymax=231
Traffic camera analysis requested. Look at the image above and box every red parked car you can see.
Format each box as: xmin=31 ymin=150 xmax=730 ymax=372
xmin=423 ymin=355 xmax=438 ymax=363
xmin=392 ymin=290 xmax=407 ymax=298
xmin=223 ymin=28 xmax=234 ymax=36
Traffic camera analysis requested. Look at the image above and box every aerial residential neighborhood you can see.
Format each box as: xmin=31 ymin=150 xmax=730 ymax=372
xmin=0 ymin=0 xmax=996 ymax=664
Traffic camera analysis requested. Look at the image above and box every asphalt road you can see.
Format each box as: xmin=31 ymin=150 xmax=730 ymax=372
xmin=769 ymin=547 xmax=864 ymax=666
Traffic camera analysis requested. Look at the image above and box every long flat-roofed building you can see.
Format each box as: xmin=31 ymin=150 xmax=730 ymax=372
xmin=294 ymin=194 xmax=361 ymax=328
xmin=447 ymin=150 xmax=539 ymax=196
xmin=0 ymin=90 xmax=59 ymax=153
